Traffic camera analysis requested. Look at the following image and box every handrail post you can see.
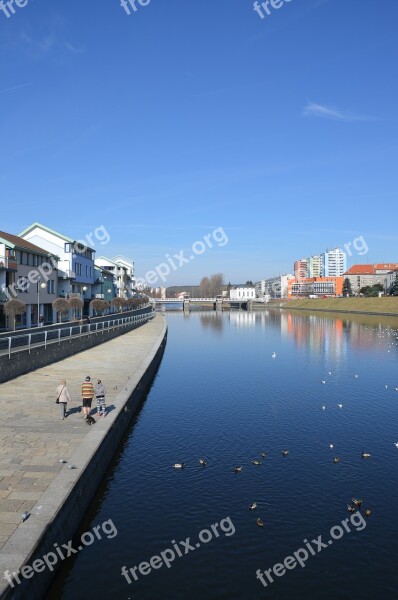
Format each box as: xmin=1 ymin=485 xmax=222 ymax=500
xmin=44 ymin=331 xmax=48 ymax=349
xmin=58 ymin=328 xmax=61 ymax=345
xmin=28 ymin=334 xmax=31 ymax=354
xmin=8 ymin=337 xmax=11 ymax=359
xmin=69 ymin=327 xmax=72 ymax=341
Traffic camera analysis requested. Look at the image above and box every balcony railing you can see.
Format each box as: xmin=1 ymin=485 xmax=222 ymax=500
xmin=0 ymin=257 xmax=18 ymax=271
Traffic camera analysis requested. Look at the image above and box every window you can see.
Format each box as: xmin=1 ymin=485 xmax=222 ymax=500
xmin=65 ymin=243 xmax=71 ymax=253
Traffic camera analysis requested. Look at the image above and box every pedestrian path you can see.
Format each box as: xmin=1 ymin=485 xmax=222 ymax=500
xmin=0 ymin=314 xmax=165 ymax=554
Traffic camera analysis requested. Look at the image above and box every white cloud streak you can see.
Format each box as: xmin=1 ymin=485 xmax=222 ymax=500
xmin=303 ymin=102 xmax=375 ymax=122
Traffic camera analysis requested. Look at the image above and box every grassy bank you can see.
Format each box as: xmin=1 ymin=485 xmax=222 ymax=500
xmin=279 ymin=297 xmax=398 ymax=315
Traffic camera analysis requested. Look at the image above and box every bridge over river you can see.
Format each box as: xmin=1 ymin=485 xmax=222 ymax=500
xmin=150 ymin=297 xmax=265 ymax=309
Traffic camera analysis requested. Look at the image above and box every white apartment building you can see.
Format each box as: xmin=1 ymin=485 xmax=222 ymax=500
xmin=19 ymin=223 xmax=96 ymax=308
xmin=95 ymin=256 xmax=135 ymax=298
xmin=113 ymin=255 xmax=136 ymax=295
xmin=230 ymin=287 xmax=256 ymax=301
xmin=321 ymin=248 xmax=347 ymax=277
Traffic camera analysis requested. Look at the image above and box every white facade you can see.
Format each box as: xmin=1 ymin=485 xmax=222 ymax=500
xmin=113 ymin=255 xmax=136 ymax=295
xmin=95 ymin=256 xmax=135 ymax=298
xmin=321 ymin=248 xmax=347 ymax=277
xmin=230 ymin=287 xmax=256 ymax=301
xmin=19 ymin=222 xmax=96 ymax=301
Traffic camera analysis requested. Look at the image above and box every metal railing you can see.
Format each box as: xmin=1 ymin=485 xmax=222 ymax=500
xmin=0 ymin=310 xmax=155 ymax=359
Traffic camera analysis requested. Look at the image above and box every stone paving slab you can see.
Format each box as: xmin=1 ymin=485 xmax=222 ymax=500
xmin=0 ymin=313 xmax=164 ymax=567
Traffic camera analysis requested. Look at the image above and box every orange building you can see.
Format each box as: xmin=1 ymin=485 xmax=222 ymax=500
xmin=288 ymin=277 xmax=343 ymax=298
xmin=294 ymin=259 xmax=308 ymax=280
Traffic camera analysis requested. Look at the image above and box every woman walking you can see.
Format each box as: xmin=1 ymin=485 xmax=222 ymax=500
xmin=56 ymin=379 xmax=72 ymax=420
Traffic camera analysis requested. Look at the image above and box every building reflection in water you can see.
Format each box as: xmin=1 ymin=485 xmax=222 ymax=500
xmin=228 ymin=310 xmax=257 ymax=329
xmin=279 ymin=309 xmax=398 ymax=359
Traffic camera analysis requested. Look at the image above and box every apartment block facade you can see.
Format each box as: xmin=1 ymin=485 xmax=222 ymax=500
xmin=0 ymin=231 xmax=58 ymax=328
xmin=321 ymin=248 xmax=347 ymax=277
xmin=19 ymin=223 xmax=96 ymax=314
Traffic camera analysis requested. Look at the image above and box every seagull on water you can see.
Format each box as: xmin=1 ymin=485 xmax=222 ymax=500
xmin=338 ymin=404 xmax=343 ymax=409
xmin=322 ymin=405 xmax=326 ymax=410
xmin=272 ymin=352 xmax=276 ymax=359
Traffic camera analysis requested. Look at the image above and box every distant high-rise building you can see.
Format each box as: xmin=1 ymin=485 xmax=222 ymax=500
xmin=307 ymin=255 xmax=321 ymax=278
xmin=321 ymin=248 xmax=347 ymax=277
xmin=294 ymin=259 xmax=308 ymax=280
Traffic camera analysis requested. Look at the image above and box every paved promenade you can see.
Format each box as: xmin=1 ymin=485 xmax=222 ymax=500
xmin=0 ymin=313 xmax=166 ymax=590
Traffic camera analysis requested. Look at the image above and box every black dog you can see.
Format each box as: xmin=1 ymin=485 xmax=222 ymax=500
xmin=85 ymin=416 xmax=96 ymax=426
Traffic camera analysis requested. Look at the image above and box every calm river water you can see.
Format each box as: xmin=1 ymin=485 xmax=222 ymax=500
xmin=46 ymin=308 xmax=398 ymax=600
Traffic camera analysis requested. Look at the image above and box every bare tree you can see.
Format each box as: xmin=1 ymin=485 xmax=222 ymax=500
xmin=111 ymin=297 xmax=125 ymax=313
xmin=4 ymin=299 xmax=26 ymax=331
xmin=200 ymin=277 xmax=210 ymax=298
xmin=53 ymin=298 xmax=70 ymax=323
xmin=69 ymin=297 xmax=84 ymax=320
xmin=209 ymin=273 xmax=224 ymax=297
xmin=90 ymin=299 xmax=109 ymax=316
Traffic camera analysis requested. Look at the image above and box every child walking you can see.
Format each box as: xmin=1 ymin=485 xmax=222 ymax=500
xmin=94 ymin=379 xmax=107 ymax=417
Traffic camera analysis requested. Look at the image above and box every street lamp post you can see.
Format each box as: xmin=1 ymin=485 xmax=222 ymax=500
xmin=37 ymin=281 xmax=46 ymax=326
xmin=82 ymin=286 xmax=87 ymax=319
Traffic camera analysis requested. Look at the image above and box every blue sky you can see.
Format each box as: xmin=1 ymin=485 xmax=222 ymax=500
xmin=1 ymin=0 xmax=397 ymax=285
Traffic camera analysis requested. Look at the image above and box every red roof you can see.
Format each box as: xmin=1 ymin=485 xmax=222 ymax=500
xmin=345 ymin=265 xmax=376 ymax=275
xmin=374 ymin=263 xmax=398 ymax=271
xmin=0 ymin=231 xmax=53 ymax=255
xmin=345 ymin=263 xmax=398 ymax=275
